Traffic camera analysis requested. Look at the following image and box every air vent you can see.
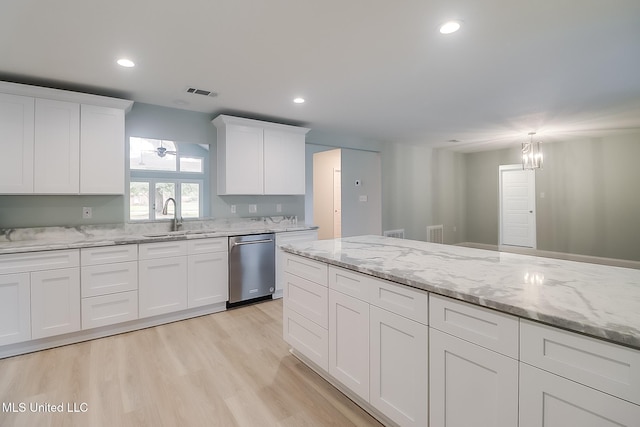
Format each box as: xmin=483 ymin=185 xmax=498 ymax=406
xmin=383 ymin=229 xmax=405 ymax=239
xmin=185 ymin=87 xmax=218 ymax=97
xmin=427 ymin=225 xmax=444 ymax=243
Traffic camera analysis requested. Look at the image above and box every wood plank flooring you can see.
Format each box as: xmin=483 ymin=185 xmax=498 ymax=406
xmin=0 ymin=299 xmax=382 ymax=427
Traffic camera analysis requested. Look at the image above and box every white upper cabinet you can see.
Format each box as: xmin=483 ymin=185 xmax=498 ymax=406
xmin=263 ymin=129 xmax=306 ymax=195
xmin=80 ymin=105 xmax=125 ymax=194
xmin=34 ymin=98 xmax=80 ymax=193
xmin=0 ymin=81 xmax=132 ymax=195
xmin=212 ymin=115 xmax=310 ymax=195
xmin=0 ymin=93 xmax=34 ymax=193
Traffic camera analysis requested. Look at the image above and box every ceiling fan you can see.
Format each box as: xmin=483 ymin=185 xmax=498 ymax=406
xmin=146 ymin=141 xmax=177 ymax=158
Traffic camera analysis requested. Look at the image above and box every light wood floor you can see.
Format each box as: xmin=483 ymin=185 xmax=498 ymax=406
xmin=0 ymin=299 xmax=382 ymax=427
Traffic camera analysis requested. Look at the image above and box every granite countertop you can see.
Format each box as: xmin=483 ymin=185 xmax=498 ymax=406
xmin=0 ymin=218 xmax=317 ymax=255
xmin=282 ymin=235 xmax=640 ymax=350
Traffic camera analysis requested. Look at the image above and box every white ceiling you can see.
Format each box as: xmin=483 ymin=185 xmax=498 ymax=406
xmin=2 ymin=0 xmax=640 ymax=152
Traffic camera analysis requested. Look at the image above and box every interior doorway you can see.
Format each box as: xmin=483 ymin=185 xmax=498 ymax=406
xmin=499 ymin=164 xmax=537 ymax=248
xmin=313 ymin=149 xmax=342 ymax=240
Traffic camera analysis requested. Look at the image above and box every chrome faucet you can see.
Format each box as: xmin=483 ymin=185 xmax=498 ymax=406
xmin=162 ymin=197 xmax=183 ymax=231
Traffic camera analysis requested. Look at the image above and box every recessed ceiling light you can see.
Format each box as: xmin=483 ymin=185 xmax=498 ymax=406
xmin=439 ymin=21 xmax=461 ymax=34
xmin=117 ymin=58 xmax=135 ymax=68
xmin=293 ymin=97 xmax=305 ymax=104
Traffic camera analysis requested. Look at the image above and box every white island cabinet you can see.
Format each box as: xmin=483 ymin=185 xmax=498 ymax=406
xmin=429 ymin=294 xmax=519 ymax=427
xmin=275 ymin=229 xmax=318 ymax=299
xmin=519 ymin=320 xmax=640 ymax=426
xmin=212 ymin=114 xmax=310 ymax=195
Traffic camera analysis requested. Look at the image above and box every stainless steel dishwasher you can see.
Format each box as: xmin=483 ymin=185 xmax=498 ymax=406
xmin=228 ymin=233 xmax=276 ymax=306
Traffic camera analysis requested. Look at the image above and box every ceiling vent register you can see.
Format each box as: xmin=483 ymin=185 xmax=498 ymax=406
xmin=185 ymin=87 xmax=218 ymax=97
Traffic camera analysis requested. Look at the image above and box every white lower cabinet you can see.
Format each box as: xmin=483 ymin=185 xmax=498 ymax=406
xmin=139 ymin=257 xmax=188 ymax=318
xmin=82 ymin=291 xmax=138 ymax=329
xmin=328 ymin=288 xmax=370 ymax=402
xmin=370 ymin=306 xmax=428 ymax=427
xmin=430 ymin=328 xmax=518 ymax=427
xmin=275 ymin=230 xmax=318 ymax=299
xmin=187 ymin=251 xmax=228 ymax=308
xmin=519 ymin=363 xmax=640 ymax=427
xmin=0 ymin=273 xmax=31 ymax=346
xmin=31 ymin=267 xmax=81 ymax=339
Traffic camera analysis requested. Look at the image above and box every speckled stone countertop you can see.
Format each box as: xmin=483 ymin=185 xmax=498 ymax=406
xmin=0 ymin=217 xmax=317 ymax=255
xmin=282 ymin=235 xmax=640 ymax=350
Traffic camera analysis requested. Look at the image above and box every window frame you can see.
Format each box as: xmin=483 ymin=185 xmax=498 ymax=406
xmin=129 ymin=178 xmax=203 ymax=221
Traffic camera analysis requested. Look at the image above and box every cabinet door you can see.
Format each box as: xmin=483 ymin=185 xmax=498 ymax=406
xmin=218 ymin=124 xmax=263 ymax=194
xmin=139 ymin=257 xmax=188 ymax=318
xmin=187 ymin=252 xmax=228 ymax=308
xmin=329 ymin=289 xmax=370 ymax=401
xmin=519 ymin=363 xmax=640 ymax=427
xmin=34 ymin=98 xmax=80 ymax=193
xmin=263 ymin=129 xmax=305 ymax=195
xmin=0 ymin=93 xmax=34 ymax=193
xmin=370 ymin=306 xmax=428 ymax=427
xmin=430 ymin=328 xmax=518 ymax=427
xmin=31 ymin=268 xmax=81 ymax=339
xmin=0 ymin=273 xmax=31 ymax=345
xmin=80 ymin=104 xmax=125 ymax=194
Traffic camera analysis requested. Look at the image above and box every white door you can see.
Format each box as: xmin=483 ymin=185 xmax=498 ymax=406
xmin=430 ymin=328 xmax=519 ymax=427
xmin=499 ymin=165 xmax=536 ymax=248
xmin=519 ymin=363 xmax=640 ymax=427
xmin=333 ymin=168 xmax=342 ymax=238
xmin=370 ymin=306 xmax=428 ymax=427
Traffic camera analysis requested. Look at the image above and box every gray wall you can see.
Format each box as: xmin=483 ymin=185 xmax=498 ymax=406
xmin=341 ymin=148 xmax=382 ymax=237
xmin=462 ymin=132 xmax=640 ymax=261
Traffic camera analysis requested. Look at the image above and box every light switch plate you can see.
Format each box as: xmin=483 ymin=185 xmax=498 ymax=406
xmin=249 ymin=204 xmax=257 ymax=213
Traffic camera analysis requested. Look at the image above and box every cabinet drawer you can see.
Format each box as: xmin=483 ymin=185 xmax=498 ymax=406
xmin=284 ymin=272 xmax=328 ymax=328
xmin=276 ymin=230 xmax=318 ymax=246
xmin=81 ymin=261 xmax=138 ymax=297
xmin=520 ymin=319 xmax=640 ymax=405
xmin=0 ymin=249 xmax=79 ymax=275
xmin=369 ymin=279 xmax=428 ymax=325
xmin=519 ymin=363 xmax=640 ymax=426
xmin=187 ymin=237 xmax=227 ymax=255
xmin=328 ymin=266 xmax=369 ymax=301
xmin=430 ymin=294 xmax=519 ymax=358
xmin=283 ymin=253 xmax=327 ymax=286
xmin=284 ymin=307 xmax=328 ymax=372
xmin=139 ymin=241 xmax=188 ymax=260
xmin=81 ymin=245 xmax=137 ymax=266
xmin=81 ymin=291 xmax=138 ymax=330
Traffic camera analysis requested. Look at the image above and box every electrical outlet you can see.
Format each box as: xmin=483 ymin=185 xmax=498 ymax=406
xmin=82 ymin=207 xmax=92 ymax=219
xmin=276 ymin=204 xmax=282 ymax=213
xmin=230 ymin=205 xmax=236 ymax=214
xmin=249 ymin=204 xmax=257 ymax=213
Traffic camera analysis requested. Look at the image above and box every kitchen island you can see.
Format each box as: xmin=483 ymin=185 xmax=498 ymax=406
xmin=281 ymin=235 xmax=640 ymax=427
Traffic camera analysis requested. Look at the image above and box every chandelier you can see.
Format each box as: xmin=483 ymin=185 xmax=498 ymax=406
xmin=522 ymin=132 xmax=543 ymax=170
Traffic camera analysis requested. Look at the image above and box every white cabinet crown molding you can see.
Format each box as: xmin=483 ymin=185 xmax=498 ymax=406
xmin=212 ymin=114 xmax=310 ymax=135
xmin=0 ymin=81 xmax=133 ymax=112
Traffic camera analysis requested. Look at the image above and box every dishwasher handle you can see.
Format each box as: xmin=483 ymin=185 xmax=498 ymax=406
xmin=230 ymin=238 xmax=274 ymax=247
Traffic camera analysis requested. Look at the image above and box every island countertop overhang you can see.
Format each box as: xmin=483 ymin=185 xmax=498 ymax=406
xmin=281 ymin=235 xmax=640 ymax=351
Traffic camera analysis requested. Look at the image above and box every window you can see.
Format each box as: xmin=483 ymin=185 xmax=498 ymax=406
xmin=128 ymin=137 xmax=208 ymax=221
